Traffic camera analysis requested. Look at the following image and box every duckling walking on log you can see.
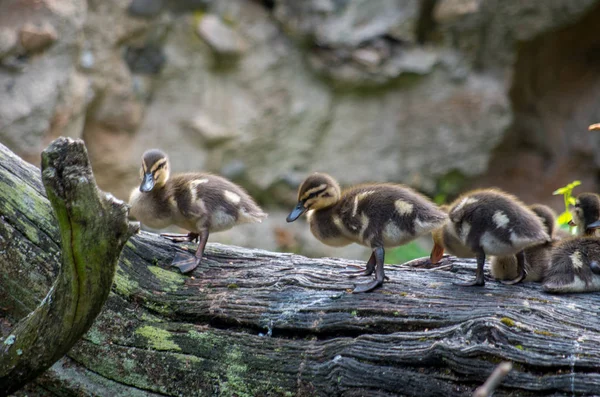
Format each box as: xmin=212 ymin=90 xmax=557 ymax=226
xmin=430 ymin=189 xmax=550 ymax=286
xmin=286 ymin=173 xmax=448 ymax=293
xmin=490 ymin=204 xmax=558 ymax=282
xmin=543 ymin=237 xmax=600 ymax=293
xmin=129 ymin=149 xmax=267 ymax=273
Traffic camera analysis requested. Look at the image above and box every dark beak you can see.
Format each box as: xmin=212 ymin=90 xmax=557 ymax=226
xmin=139 ymin=172 xmax=155 ymax=192
xmin=587 ymin=219 xmax=600 ymax=229
xmin=286 ymin=202 xmax=307 ymax=222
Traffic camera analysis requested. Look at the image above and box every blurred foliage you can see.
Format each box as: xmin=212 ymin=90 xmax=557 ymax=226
xmin=552 ymin=180 xmax=580 ymax=233
xmin=433 ymin=170 xmax=467 ymax=205
xmin=385 ymin=241 xmax=429 ymax=264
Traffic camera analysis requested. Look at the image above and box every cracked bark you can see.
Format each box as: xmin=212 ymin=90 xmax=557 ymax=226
xmin=1 ymin=142 xmax=599 ymax=396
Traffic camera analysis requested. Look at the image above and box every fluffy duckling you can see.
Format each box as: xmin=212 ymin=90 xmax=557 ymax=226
xmin=429 ymin=189 xmax=550 ymax=286
xmin=129 ymin=149 xmax=267 ymax=273
xmin=543 ymin=237 xmax=600 ymax=293
xmin=490 ymin=204 xmax=557 ymax=282
xmin=568 ymin=193 xmax=600 ymax=236
xmin=286 ymin=172 xmax=448 ymax=293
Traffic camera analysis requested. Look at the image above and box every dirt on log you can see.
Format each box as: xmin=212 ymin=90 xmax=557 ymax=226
xmin=1 ymin=141 xmax=600 ymax=396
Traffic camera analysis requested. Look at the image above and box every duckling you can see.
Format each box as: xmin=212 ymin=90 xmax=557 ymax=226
xmin=429 ymin=189 xmax=550 ymax=286
xmin=490 ymin=204 xmax=557 ymax=282
xmin=543 ymin=237 xmax=600 ymax=293
xmin=568 ymin=193 xmax=600 ymax=236
xmin=286 ymin=172 xmax=448 ymax=293
xmin=129 ymin=149 xmax=267 ymax=273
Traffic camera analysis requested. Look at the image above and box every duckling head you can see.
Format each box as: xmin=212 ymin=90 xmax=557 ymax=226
xmin=286 ymin=172 xmax=341 ymax=222
xmin=569 ymin=193 xmax=600 ymax=234
xmin=139 ymin=149 xmax=170 ymax=192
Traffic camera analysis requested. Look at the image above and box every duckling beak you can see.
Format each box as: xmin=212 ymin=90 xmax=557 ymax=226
xmin=429 ymin=241 xmax=445 ymax=264
xmin=568 ymin=219 xmax=576 ymax=227
xmin=139 ymin=172 xmax=155 ymax=192
xmin=286 ymin=202 xmax=307 ymax=222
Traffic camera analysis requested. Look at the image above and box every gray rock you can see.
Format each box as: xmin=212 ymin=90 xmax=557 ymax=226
xmin=181 ymin=114 xmax=238 ymax=147
xmin=196 ymin=14 xmax=247 ymax=56
xmin=0 ymin=27 xmax=17 ymax=59
xmin=128 ymin=0 xmax=164 ymax=18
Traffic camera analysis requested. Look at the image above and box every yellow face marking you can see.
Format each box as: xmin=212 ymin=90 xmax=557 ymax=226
xmin=224 ymin=190 xmax=241 ymax=205
xmin=352 ymin=191 xmax=375 ymax=217
xmin=492 ymin=210 xmax=510 ymax=229
xmin=300 ymin=184 xmax=328 ymax=201
xmin=394 ymin=199 xmax=414 ymax=215
xmin=570 ymin=251 xmax=584 ymax=269
xmin=149 ymin=159 xmax=167 ymax=173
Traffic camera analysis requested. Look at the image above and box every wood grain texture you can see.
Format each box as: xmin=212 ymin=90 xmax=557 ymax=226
xmin=0 ymin=142 xmax=599 ymax=396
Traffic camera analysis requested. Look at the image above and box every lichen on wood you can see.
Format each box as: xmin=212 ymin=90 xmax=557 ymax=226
xmin=0 ymin=138 xmax=137 ymax=396
xmin=1 ymin=141 xmax=600 ymax=396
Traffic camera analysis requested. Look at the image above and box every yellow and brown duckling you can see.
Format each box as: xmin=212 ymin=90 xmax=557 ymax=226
xmin=568 ymin=193 xmax=600 ymax=236
xmin=430 ymin=189 xmax=551 ymax=286
xmin=286 ymin=172 xmax=448 ymax=293
xmin=543 ymin=237 xmax=600 ymax=293
xmin=129 ymin=149 xmax=267 ymax=273
xmin=490 ymin=204 xmax=558 ymax=282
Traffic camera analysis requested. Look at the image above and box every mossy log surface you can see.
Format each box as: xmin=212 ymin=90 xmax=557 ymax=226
xmin=1 ymin=143 xmax=600 ymax=396
xmin=0 ymin=139 xmax=136 ymax=396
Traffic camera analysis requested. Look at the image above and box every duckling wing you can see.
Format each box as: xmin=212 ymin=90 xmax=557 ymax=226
xmin=336 ymin=185 xmax=447 ymax=247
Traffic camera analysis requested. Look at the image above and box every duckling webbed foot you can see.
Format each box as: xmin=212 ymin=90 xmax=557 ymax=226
xmin=161 ymin=232 xmax=199 ymax=243
xmin=501 ymin=250 xmax=526 ymax=285
xmin=453 ymin=250 xmax=486 ymax=287
xmin=170 ymin=231 xmax=209 ymax=274
xmin=352 ymin=247 xmax=385 ymax=293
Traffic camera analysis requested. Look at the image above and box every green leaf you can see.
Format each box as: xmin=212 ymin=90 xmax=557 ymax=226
xmin=568 ymin=197 xmax=577 ymax=205
xmin=557 ymin=211 xmax=572 ymax=226
xmin=552 ymin=187 xmax=568 ymax=195
xmin=568 ymin=181 xmax=581 ymax=189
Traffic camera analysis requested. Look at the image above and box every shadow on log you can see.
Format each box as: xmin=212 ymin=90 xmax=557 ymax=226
xmin=0 ymin=139 xmax=137 ymax=396
xmin=1 ymin=141 xmax=600 ymax=396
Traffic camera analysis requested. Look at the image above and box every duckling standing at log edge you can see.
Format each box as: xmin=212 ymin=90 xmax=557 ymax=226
xmin=129 ymin=149 xmax=267 ymax=273
xmin=542 ymin=192 xmax=600 ymax=293
xmin=286 ymin=172 xmax=448 ymax=293
xmin=429 ymin=189 xmax=550 ymax=286
xmin=490 ymin=204 xmax=558 ymax=282
xmin=568 ymin=192 xmax=600 ymax=236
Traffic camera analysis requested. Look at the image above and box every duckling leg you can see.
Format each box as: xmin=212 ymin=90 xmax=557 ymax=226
xmin=346 ymin=252 xmax=376 ymax=278
xmin=171 ymin=231 xmax=209 ymax=273
xmin=501 ymin=250 xmax=526 ymax=285
xmin=454 ymin=249 xmax=485 ymax=286
xmin=161 ymin=232 xmax=199 ymax=243
xmin=352 ymin=247 xmax=385 ymax=293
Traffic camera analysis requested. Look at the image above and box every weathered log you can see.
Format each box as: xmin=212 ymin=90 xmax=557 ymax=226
xmin=1 ymin=141 xmax=600 ymax=396
xmin=0 ymin=139 xmax=137 ymax=395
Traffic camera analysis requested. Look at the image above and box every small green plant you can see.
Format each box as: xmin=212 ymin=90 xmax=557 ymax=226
xmin=552 ymin=180 xmax=580 ymax=231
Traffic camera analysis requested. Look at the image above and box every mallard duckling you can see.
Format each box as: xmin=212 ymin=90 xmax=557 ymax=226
xmin=490 ymin=204 xmax=557 ymax=282
xmin=568 ymin=193 xmax=600 ymax=236
xmin=543 ymin=237 xmax=600 ymax=293
xmin=429 ymin=189 xmax=550 ymax=286
xmin=286 ymin=172 xmax=448 ymax=293
xmin=129 ymin=149 xmax=267 ymax=273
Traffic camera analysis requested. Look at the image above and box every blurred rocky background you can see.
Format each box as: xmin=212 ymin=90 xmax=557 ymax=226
xmin=2 ymin=0 xmax=600 ymax=261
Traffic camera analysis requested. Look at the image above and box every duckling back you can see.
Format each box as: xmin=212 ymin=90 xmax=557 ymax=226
xmin=171 ymin=173 xmax=267 ymax=232
xmin=543 ymin=237 xmax=600 ymax=293
xmin=447 ymin=189 xmax=550 ymax=256
xmin=335 ymin=184 xmax=448 ymax=248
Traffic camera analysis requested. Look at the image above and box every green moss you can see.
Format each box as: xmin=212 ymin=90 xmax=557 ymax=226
xmin=135 ymin=325 xmax=181 ymax=351
xmin=351 ymin=310 xmax=358 ymax=317
xmin=220 ymin=348 xmax=253 ymax=397
xmin=113 ymin=270 xmax=139 ymax=296
xmin=534 ymin=329 xmax=557 ymax=337
xmin=515 ymin=345 xmax=524 ymax=350
xmin=500 ymin=317 xmax=515 ymax=327
xmin=148 ymin=265 xmax=185 ymax=292
xmin=227 ymin=283 xmax=239 ymax=289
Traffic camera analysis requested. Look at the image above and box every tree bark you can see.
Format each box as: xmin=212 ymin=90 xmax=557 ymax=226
xmin=1 ymin=142 xmax=600 ymax=396
xmin=0 ymin=138 xmax=137 ymax=396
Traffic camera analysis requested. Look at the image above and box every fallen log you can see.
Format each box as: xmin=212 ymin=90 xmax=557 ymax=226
xmin=1 ymin=141 xmax=600 ymax=396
